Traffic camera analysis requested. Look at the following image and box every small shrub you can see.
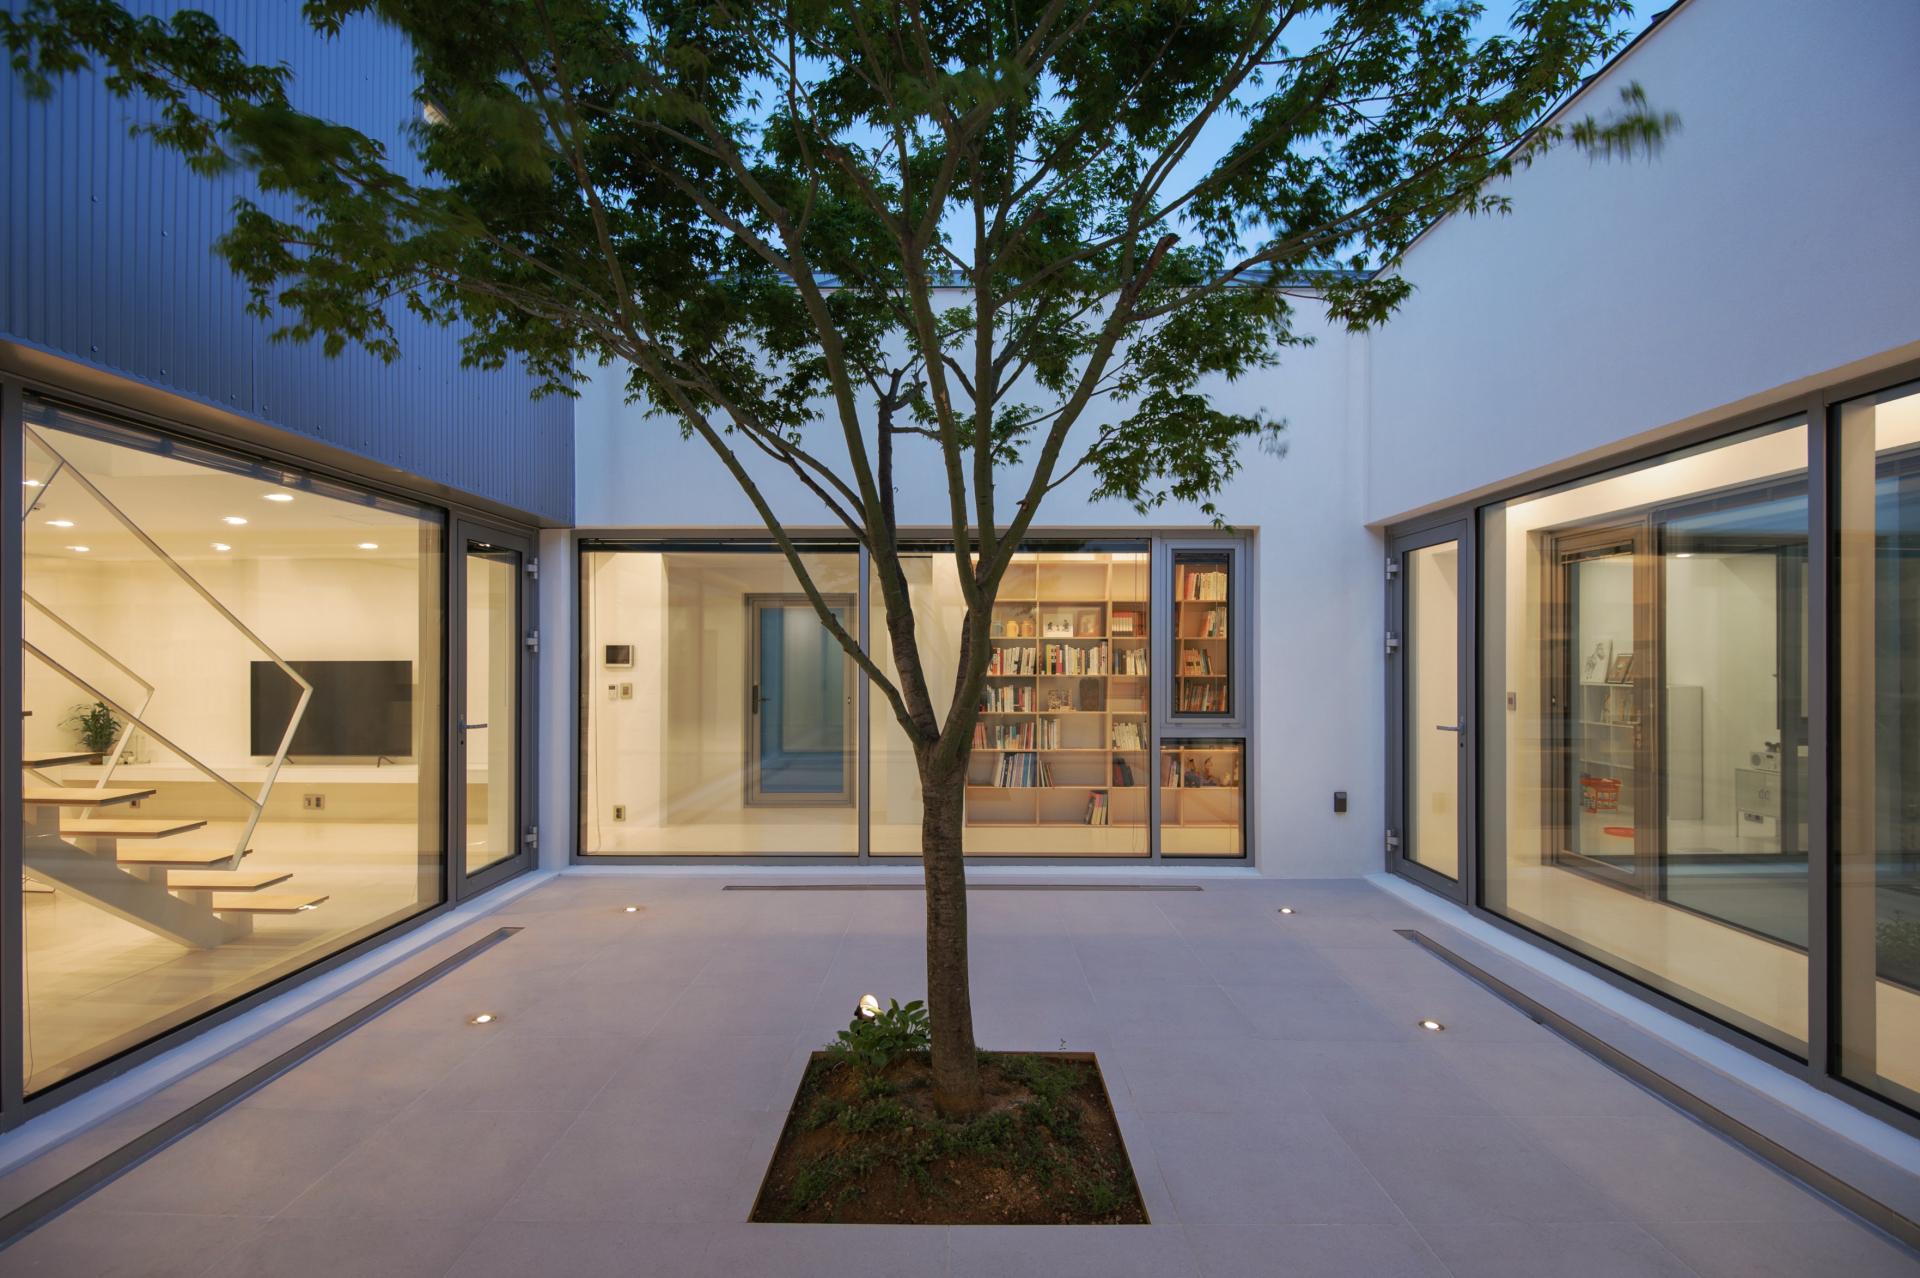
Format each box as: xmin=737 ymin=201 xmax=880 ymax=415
xmin=825 ymin=998 xmax=930 ymax=1072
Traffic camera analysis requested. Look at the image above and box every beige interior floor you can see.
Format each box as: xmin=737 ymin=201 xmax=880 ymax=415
xmin=24 ymin=821 xmax=435 ymax=1094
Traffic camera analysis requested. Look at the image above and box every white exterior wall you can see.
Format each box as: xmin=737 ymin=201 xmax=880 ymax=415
xmin=574 ymin=309 xmax=1382 ymax=877
xmin=1368 ymin=0 xmax=1920 ymax=524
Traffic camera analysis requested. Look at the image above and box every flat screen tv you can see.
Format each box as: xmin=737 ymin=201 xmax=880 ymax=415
xmin=251 ymin=660 xmax=414 ymax=758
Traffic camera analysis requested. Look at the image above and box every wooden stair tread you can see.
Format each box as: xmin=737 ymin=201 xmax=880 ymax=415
xmin=24 ymin=786 xmax=155 ymax=808
xmin=62 ymin=818 xmax=208 ymax=839
xmin=117 ymin=847 xmax=252 ymax=866
xmin=23 ymin=751 xmax=102 ymax=768
xmin=212 ymin=892 xmax=328 ymax=913
xmin=167 ymin=870 xmax=290 ymax=891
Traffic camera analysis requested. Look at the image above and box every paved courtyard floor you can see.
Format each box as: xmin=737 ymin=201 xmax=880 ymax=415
xmin=0 ymin=874 xmax=1914 ymax=1277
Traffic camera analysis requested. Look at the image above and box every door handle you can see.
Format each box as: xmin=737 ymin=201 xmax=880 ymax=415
xmin=1434 ymin=723 xmax=1464 ymax=732
xmin=460 ymin=721 xmax=488 ymax=731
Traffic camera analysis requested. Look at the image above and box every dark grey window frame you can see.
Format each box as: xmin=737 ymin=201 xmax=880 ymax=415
xmin=2 ymin=377 xmax=540 ymax=1132
xmin=573 ymin=531 xmax=1255 ymax=865
xmin=1383 ymin=354 xmax=1920 ymax=1141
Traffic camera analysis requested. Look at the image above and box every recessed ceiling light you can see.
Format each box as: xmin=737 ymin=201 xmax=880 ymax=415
xmin=358 ymin=542 xmax=379 ymax=551
xmin=263 ymin=493 xmax=294 ymax=503
xmin=22 ymin=478 xmax=41 ymax=487
xmin=67 ymin=545 xmax=90 ymax=553
xmin=222 ymin=516 xmax=248 ymax=526
xmin=469 ymin=1012 xmax=496 ymax=1025
xmin=45 ymin=519 xmax=73 ymax=528
xmin=1674 ymin=552 xmax=1693 ymax=559
xmin=211 ymin=542 xmax=231 ymax=552
xmin=1418 ymin=1018 xmax=1445 ymax=1032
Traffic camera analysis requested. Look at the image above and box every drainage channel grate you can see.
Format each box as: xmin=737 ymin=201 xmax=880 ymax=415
xmin=1397 ymin=928 xmax=1920 ymax=1257
xmin=722 ymin=883 xmax=1203 ymax=892
xmin=0 ymin=925 xmax=523 ymax=1253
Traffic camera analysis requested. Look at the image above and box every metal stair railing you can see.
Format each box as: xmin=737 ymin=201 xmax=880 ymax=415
xmin=21 ymin=427 xmax=312 ymax=870
xmin=21 ymin=593 xmax=155 ymax=787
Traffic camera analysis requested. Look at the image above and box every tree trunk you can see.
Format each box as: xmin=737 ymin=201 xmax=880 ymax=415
xmin=920 ymin=755 xmax=983 ymax=1116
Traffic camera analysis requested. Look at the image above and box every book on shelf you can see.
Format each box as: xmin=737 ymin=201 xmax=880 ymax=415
xmin=973 ymin=719 xmax=1060 ymax=749
xmin=1111 ymin=756 xmax=1136 ymax=786
xmin=1181 ymin=646 xmax=1215 ymax=675
xmin=1083 ymin=789 xmax=1109 ymax=825
xmin=1177 ymin=682 xmax=1227 ymax=712
xmin=1111 ymin=721 xmax=1146 ymax=750
xmin=986 ymin=644 xmax=1037 ymax=675
xmin=1042 ymin=642 xmax=1109 ymax=675
xmin=1175 ymin=566 xmax=1228 ymax=600
xmin=979 ymin=684 xmax=1035 ymax=712
xmin=989 ymin=751 xmax=1053 ymax=787
xmin=1114 ymin=646 xmax=1148 ymax=675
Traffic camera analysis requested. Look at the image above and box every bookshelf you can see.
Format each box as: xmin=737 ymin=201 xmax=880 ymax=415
xmin=1160 ymin=740 xmax=1245 ymax=856
xmin=966 ymin=553 xmax=1151 ymax=835
xmin=1173 ymin=552 xmax=1232 ymax=715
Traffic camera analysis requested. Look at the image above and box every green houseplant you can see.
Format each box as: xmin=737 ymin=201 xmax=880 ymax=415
xmin=64 ymin=700 xmax=121 ymax=754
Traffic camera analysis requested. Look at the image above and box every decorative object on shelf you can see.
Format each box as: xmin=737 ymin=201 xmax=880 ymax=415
xmin=1043 ymin=618 xmax=1074 ymax=637
xmin=991 ymin=619 xmax=1006 ymax=637
xmin=1580 ymin=637 xmax=1615 ymax=685
xmin=1606 ymin=650 xmax=1636 ymax=684
xmin=1078 ymin=678 xmax=1104 ymax=711
xmin=1076 ymin=612 xmax=1100 ymax=636
xmin=1045 ymin=689 xmax=1072 ymax=712
xmin=64 ymin=700 xmax=120 ymax=754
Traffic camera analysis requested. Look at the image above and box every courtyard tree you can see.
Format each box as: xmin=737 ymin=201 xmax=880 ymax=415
xmin=4 ymin=0 xmax=1669 ymax=1115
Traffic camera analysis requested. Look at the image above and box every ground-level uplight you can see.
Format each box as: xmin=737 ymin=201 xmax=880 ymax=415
xmin=623 ymin=905 xmax=639 ymax=913
xmin=1278 ymin=907 xmax=1295 ymax=915
xmin=469 ymin=1012 xmax=497 ymax=1025
xmin=857 ymin=994 xmax=880 ymax=1020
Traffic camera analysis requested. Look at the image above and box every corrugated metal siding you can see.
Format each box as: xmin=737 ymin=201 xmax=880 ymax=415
xmin=1 ymin=0 xmax=572 ymax=521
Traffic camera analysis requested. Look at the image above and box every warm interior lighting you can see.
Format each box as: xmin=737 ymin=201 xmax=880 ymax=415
xmin=469 ymin=1012 xmax=496 ymax=1025
xmin=263 ymin=493 xmax=294 ymax=503
xmin=22 ymin=478 xmax=40 ymax=487
xmin=857 ymin=994 xmax=880 ymax=1020
xmin=1418 ymin=1018 xmax=1445 ymax=1032
xmin=358 ymin=542 xmax=379 ymax=551
xmin=222 ymin=515 xmax=248 ymax=526
xmin=45 ymin=518 xmax=73 ymax=528
xmin=211 ymin=542 xmax=231 ymax=552
xmin=66 ymin=546 xmax=89 ymax=553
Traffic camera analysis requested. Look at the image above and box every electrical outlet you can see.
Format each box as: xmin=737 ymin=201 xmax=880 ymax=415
xmin=612 ymin=804 xmax=627 ymax=822
xmin=302 ymin=793 xmax=325 ymax=811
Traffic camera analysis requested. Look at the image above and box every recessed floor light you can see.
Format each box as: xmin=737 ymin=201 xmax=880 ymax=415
xmin=45 ymin=519 xmax=73 ymax=528
xmin=623 ymin=905 xmax=639 ymax=913
xmin=1418 ymin=1018 xmax=1445 ymax=1032
xmin=263 ymin=493 xmax=294 ymax=503
xmin=469 ymin=1012 xmax=496 ymax=1025
xmin=1278 ymin=906 xmax=1295 ymax=915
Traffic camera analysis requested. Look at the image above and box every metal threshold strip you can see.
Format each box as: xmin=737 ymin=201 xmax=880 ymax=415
xmin=1397 ymin=929 xmax=1920 ymax=1256
xmin=722 ymin=883 xmax=1203 ymax=892
xmin=0 ymin=925 xmax=523 ymax=1252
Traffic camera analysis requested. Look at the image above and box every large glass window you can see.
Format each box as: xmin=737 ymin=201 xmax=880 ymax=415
xmin=1836 ymin=379 xmax=1920 ymax=1111
xmin=1481 ymin=420 xmax=1810 ymax=1054
xmin=18 ymin=402 xmax=445 ymax=1094
xmin=580 ymin=545 xmax=859 ymax=855
xmin=870 ymin=544 xmax=1154 ymax=857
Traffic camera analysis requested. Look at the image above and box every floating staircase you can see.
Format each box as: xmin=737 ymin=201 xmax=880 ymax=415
xmin=20 ymin=425 xmax=326 ymax=949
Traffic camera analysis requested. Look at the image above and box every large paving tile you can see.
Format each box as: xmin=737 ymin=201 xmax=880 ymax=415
xmin=1075 ymin=935 xmax=1211 ymax=986
xmin=948 ymin=1223 xmax=1196 ymax=1277
xmin=1089 ymin=982 xmax=1256 ymax=1041
xmin=1428 ymin=1040 xmax=1671 ymax=1118
xmin=1329 ymin=1110 xmax=1621 ymax=1226
xmin=588 ymin=1032 xmax=803 ymax=1112
xmin=197 ymin=1214 xmax=476 ymax=1278
xmin=441 ymin=1220 xmax=715 ymax=1278
xmin=496 ymin=1105 xmax=770 ymax=1224
xmin=279 ymin=1106 xmax=569 ymax=1220
xmin=1517 ymin=1113 xmax=1845 ymax=1224
xmin=0 ymin=1209 xmax=263 ymax=1278
xmin=411 ymin=1028 xmax=642 ymax=1111
xmin=1141 ymin=1110 xmax=1402 ymax=1225
xmin=1417 ymin=1222 xmax=1701 ymax=1277
xmin=89 ymin=1106 xmax=386 ymax=1216
xmin=665 ymin=973 xmax=832 ymax=1038
xmin=1642 ymin=1218 xmax=1920 ymax=1278
xmin=1102 ymin=1037 xmax=1310 ymax=1114
xmin=1222 ymin=979 xmax=1427 ymax=1043
xmin=1274 ymin=1040 xmax=1497 ymax=1118
xmin=706 ymin=1223 xmax=949 ymax=1277
xmin=241 ymin=1023 xmax=489 ymax=1113
xmin=1185 ymin=1224 xmax=1450 ymax=1278
xmin=1178 ymin=937 xmax=1349 ymax=986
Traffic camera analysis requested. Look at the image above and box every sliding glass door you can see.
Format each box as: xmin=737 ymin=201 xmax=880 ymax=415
xmin=1389 ymin=522 xmax=1468 ymax=895
xmin=454 ymin=523 xmax=536 ymax=893
xmin=746 ymin=594 xmax=856 ymax=806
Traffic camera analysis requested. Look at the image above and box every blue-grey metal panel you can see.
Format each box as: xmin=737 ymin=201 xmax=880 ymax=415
xmin=1 ymin=0 xmax=572 ymax=522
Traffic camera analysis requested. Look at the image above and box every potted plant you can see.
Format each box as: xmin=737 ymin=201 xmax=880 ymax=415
xmin=64 ymin=701 xmax=120 ymax=755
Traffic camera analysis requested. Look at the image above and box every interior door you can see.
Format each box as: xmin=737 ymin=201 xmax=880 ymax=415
xmin=454 ymin=524 xmax=536 ymax=894
xmin=1389 ymin=522 xmax=1468 ymax=895
xmin=746 ymin=594 xmax=856 ymax=806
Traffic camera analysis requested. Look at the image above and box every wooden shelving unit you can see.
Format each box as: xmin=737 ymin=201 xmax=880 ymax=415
xmin=967 ymin=554 xmax=1150 ymax=832
xmin=1174 ymin=557 xmax=1231 ymax=714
